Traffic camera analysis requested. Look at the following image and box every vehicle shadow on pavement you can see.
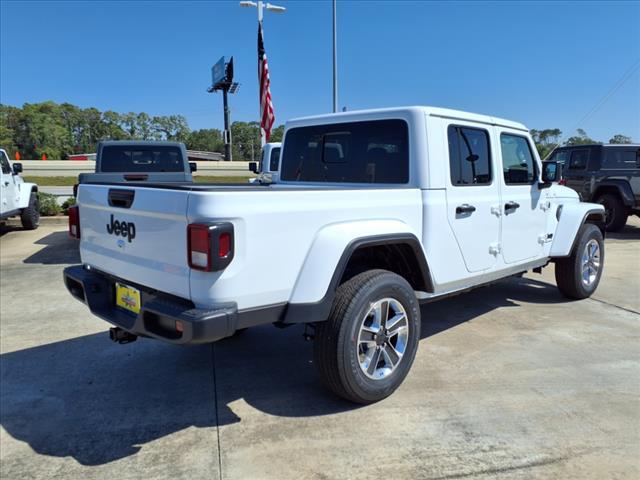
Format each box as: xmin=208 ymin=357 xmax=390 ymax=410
xmin=0 ymin=224 xmax=25 ymax=237
xmin=0 ymin=276 xmax=566 ymax=466
xmin=0 ymin=335 xmax=216 ymax=466
xmin=606 ymin=222 xmax=640 ymax=241
xmin=22 ymin=231 xmax=80 ymax=264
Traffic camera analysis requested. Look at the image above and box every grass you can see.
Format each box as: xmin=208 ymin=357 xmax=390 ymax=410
xmin=24 ymin=175 xmax=253 ymax=186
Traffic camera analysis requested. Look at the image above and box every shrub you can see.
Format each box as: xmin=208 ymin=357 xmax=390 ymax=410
xmin=61 ymin=197 xmax=76 ymax=215
xmin=38 ymin=192 xmax=61 ymax=216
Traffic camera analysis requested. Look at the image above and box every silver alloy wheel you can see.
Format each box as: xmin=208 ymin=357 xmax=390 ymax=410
xmin=357 ymin=298 xmax=409 ymax=380
xmin=581 ymin=239 xmax=601 ymax=287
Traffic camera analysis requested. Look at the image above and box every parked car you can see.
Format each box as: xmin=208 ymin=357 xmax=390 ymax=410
xmin=76 ymin=141 xmax=197 ymax=192
xmin=64 ymin=106 xmax=604 ymax=404
xmin=547 ymin=144 xmax=640 ymax=231
xmin=0 ymin=148 xmax=39 ymax=229
xmin=249 ymin=142 xmax=281 ymax=183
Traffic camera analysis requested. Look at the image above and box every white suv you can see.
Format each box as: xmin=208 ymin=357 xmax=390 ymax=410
xmin=0 ymin=149 xmax=39 ymax=230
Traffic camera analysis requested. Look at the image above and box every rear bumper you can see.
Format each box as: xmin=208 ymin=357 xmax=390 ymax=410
xmin=63 ymin=265 xmax=237 ymax=345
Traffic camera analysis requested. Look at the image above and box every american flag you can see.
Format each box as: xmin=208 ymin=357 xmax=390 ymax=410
xmin=258 ymin=22 xmax=275 ymax=141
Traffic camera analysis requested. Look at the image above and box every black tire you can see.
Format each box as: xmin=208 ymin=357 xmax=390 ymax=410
xmin=555 ymin=223 xmax=604 ymax=300
xmin=596 ymin=193 xmax=627 ymax=232
xmin=313 ymin=269 xmax=420 ymax=404
xmin=20 ymin=192 xmax=40 ymax=230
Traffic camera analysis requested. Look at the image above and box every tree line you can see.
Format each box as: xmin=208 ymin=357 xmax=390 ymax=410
xmin=530 ymin=128 xmax=633 ymax=159
xmin=0 ymin=101 xmax=633 ymax=161
xmin=0 ymin=101 xmax=284 ymax=160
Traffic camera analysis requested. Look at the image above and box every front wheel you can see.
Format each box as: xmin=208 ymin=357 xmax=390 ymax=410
xmin=555 ymin=223 xmax=604 ymax=299
xmin=313 ymin=270 xmax=421 ymax=404
xmin=20 ymin=192 xmax=40 ymax=230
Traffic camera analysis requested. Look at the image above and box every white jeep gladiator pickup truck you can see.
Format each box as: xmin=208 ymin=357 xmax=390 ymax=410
xmin=0 ymin=148 xmax=39 ymax=229
xmin=64 ymin=106 xmax=605 ymax=404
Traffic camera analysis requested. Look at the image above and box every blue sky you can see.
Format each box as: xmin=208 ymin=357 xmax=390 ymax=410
xmin=1 ymin=0 xmax=639 ymax=142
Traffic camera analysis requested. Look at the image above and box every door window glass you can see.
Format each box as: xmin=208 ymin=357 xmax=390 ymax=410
xmin=568 ymin=149 xmax=589 ymax=170
xmin=0 ymin=152 xmax=11 ymax=174
xmin=501 ymin=134 xmax=537 ymax=184
xmin=448 ymin=126 xmax=492 ymax=186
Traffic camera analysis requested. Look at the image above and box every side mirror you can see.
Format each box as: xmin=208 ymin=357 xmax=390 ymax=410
xmin=248 ymin=162 xmax=258 ymax=173
xmin=189 ymin=162 xmax=197 ymax=173
xmin=539 ymin=161 xmax=562 ymax=189
xmin=12 ymin=162 xmax=23 ymax=175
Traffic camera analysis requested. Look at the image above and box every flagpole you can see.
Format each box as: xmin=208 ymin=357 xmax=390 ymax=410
xmin=258 ymin=2 xmax=265 ymax=147
xmin=332 ymin=0 xmax=338 ymax=113
xmin=241 ymin=0 xmax=285 ymax=148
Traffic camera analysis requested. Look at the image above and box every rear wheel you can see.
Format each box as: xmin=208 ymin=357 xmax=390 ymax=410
xmin=555 ymin=223 xmax=604 ymax=299
xmin=596 ymin=193 xmax=627 ymax=232
xmin=20 ymin=192 xmax=40 ymax=230
xmin=313 ymin=269 xmax=420 ymax=404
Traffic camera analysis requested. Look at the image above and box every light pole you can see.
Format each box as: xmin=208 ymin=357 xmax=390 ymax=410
xmin=239 ymin=1 xmax=286 ymax=146
xmin=333 ymin=0 xmax=338 ymax=113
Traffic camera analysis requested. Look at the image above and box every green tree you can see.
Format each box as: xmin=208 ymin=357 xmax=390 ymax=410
xmin=187 ymin=128 xmax=223 ymax=152
xmin=530 ymin=127 xmax=562 ymax=159
xmin=152 ymin=115 xmax=190 ymax=142
xmin=231 ymin=121 xmax=261 ymax=161
xmin=565 ymin=128 xmax=600 ymax=146
xmin=269 ymin=124 xmax=285 ymax=142
xmin=608 ymin=134 xmax=633 ymax=144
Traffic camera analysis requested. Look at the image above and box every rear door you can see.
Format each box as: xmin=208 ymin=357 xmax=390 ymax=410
xmin=444 ymin=122 xmax=501 ymax=273
xmin=497 ymin=130 xmax=548 ymax=264
xmin=78 ymin=184 xmax=192 ymax=299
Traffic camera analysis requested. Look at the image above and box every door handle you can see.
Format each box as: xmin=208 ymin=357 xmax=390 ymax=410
xmin=3 ymin=181 xmax=9 ymax=187
xmin=456 ymin=204 xmax=476 ymax=214
xmin=505 ymin=201 xmax=520 ymax=212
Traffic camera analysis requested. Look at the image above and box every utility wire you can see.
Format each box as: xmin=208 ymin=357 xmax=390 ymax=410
xmin=542 ymin=58 xmax=640 ymax=160
xmin=573 ymin=58 xmax=640 ymax=132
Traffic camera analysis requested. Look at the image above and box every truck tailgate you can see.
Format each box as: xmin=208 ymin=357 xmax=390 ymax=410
xmin=78 ymin=184 xmax=191 ymax=299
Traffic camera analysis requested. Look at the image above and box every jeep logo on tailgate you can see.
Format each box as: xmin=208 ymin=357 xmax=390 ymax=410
xmin=106 ymin=214 xmax=136 ymax=243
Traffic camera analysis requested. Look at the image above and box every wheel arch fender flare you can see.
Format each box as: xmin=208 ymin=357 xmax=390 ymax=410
xmin=594 ymin=180 xmax=634 ymax=207
xmin=18 ymin=183 xmax=38 ymax=209
xmin=283 ymin=220 xmax=432 ymax=324
xmin=550 ymin=202 xmax=605 ymax=257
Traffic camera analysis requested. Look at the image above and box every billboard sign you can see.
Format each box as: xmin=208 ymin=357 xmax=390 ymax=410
xmin=211 ymin=56 xmax=226 ymax=87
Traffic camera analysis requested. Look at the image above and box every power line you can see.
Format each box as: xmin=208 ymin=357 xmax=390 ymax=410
xmin=573 ymin=58 xmax=640 ymax=132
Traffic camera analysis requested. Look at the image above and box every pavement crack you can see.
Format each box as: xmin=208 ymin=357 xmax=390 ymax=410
xmin=211 ymin=343 xmax=223 ymax=480
xmin=589 ymin=297 xmax=640 ymax=315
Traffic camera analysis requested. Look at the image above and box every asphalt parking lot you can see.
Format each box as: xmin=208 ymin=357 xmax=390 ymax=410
xmin=1 ymin=219 xmax=639 ymax=480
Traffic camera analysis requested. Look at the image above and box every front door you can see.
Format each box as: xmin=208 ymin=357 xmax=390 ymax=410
xmin=445 ymin=123 xmax=501 ymax=273
xmin=0 ymin=151 xmax=18 ymax=215
xmin=497 ymin=131 xmax=549 ymax=264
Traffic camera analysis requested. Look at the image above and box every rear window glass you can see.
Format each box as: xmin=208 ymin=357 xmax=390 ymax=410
xmin=602 ymin=148 xmax=638 ymax=169
xmin=100 ymin=146 xmax=183 ymax=173
xmin=568 ymin=149 xmax=589 ymax=170
xmin=280 ymin=119 xmax=409 ymax=183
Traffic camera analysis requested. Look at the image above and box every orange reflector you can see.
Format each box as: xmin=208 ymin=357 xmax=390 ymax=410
xmin=175 ymin=321 xmax=184 ymax=333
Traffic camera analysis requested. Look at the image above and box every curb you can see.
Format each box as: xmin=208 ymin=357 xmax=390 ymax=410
xmin=4 ymin=216 xmax=68 ymax=226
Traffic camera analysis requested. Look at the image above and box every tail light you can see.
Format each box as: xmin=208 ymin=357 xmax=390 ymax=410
xmin=558 ymin=178 xmax=567 ymax=186
xmin=187 ymin=222 xmax=234 ymax=271
xmin=68 ymin=205 xmax=80 ymax=239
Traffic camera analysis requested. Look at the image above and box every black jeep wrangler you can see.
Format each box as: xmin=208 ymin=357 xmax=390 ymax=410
xmin=548 ymin=144 xmax=640 ymax=231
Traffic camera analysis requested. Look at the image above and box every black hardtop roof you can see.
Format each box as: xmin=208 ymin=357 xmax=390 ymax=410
xmin=99 ymin=140 xmax=186 ymax=148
